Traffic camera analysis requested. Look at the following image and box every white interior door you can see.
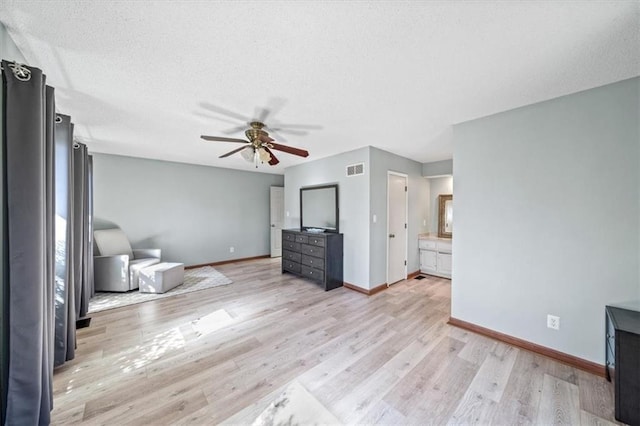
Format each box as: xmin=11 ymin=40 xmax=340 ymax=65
xmin=270 ymin=186 xmax=284 ymax=257
xmin=387 ymin=172 xmax=408 ymax=285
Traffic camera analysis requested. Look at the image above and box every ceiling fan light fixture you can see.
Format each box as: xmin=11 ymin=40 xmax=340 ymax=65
xmin=201 ymin=117 xmax=311 ymax=167
xmin=240 ymin=147 xmax=254 ymax=162
xmin=258 ymin=147 xmax=271 ymax=163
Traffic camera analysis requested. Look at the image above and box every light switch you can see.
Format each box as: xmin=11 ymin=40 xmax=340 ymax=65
xmin=286 ymin=211 xmax=290 ymax=217
xmin=373 ymin=214 xmax=377 ymax=223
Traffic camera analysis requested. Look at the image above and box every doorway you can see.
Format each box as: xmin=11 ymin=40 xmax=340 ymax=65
xmin=270 ymin=186 xmax=284 ymax=257
xmin=387 ymin=172 xmax=408 ymax=285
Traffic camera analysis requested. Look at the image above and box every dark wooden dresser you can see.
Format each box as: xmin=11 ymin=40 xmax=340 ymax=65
xmin=605 ymin=305 xmax=640 ymax=425
xmin=281 ymin=229 xmax=343 ymax=291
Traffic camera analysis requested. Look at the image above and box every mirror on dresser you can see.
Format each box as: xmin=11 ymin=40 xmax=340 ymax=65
xmin=438 ymin=194 xmax=453 ymax=238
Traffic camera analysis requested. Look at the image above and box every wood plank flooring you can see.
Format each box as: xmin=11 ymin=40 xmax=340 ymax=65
xmin=51 ymin=257 xmax=620 ymax=425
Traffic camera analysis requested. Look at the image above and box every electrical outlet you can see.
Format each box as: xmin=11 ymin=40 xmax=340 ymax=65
xmin=547 ymin=314 xmax=560 ymax=330
xmin=229 ymin=246 xmax=235 ymax=253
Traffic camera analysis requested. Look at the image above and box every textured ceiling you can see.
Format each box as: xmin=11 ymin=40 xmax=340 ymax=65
xmin=1 ymin=1 xmax=638 ymax=173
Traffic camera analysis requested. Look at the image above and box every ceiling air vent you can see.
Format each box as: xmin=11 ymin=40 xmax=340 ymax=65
xmin=346 ymin=162 xmax=365 ymax=177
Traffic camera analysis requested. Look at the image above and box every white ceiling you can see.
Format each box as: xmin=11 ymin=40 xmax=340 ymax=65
xmin=1 ymin=1 xmax=638 ymax=174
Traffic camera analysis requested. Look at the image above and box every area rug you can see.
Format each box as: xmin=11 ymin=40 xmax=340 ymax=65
xmin=252 ymin=381 xmax=341 ymax=426
xmin=88 ymin=266 xmax=233 ymax=313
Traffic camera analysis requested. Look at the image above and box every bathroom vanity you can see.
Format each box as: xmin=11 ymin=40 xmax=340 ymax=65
xmin=418 ymin=235 xmax=452 ymax=279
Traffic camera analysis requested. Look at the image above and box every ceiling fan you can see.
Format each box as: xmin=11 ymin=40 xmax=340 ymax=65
xmin=201 ymin=121 xmax=309 ymax=167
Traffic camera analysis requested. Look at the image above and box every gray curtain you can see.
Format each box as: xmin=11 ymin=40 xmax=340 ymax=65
xmin=2 ymin=60 xmax=54 ymax=425
xmin=87 ymin=155 xmax=94 ymax=300
xmin=73 ymin=142 xmax=93 ymax=320
xmin=1 ymin=60 xmax=94 ymax=426
xmin=54 ymin=114 xmax=75 ymax=367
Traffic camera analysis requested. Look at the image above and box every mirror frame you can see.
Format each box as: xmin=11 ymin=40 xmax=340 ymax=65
xmin=300 ymin=184 xmax=339 ymax=233
xmin=438 ymin=194 xmax=453 ymax=239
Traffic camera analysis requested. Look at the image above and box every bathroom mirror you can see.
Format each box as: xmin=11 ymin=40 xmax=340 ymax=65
xmin=438 ymin=194 xmax=453 ymax=238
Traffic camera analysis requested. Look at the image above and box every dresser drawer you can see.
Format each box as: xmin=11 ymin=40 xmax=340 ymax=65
xmin=280 ymin=231 xmax=343 ymax=291
xmin=301 ymin=254 xmax=324 ymax=269
xmin=606 ymin=341 xmax=615 ymax=368
xmin=283 ymin=241 xmax=301 ymax=252
xmin=308 ymin=236 xmax=326 ymax=247
xmin=301 ymin=244 xmax=324 ymax=258
xmin=606 ymin=342 xmax=615 ymax=384
xmin=437 ymin=240 xmax=452 ymax=253
xmin=283 ymin=260 xmax=301 ymax=274
xmin=301 ymin=265 xmax=324 ymax=282
xmin=419 ymin=239 xmax=437 ymax=250
xmin=606 ymin=331 xmax=615 ymax=352
xmin=607 ymin=314 xmax=615 ymax=340
xmin=283 ymin=250 xmax=301 ymax=263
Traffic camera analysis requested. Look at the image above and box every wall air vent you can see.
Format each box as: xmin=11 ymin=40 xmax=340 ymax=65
xmin=346 ymin=162 xmax=365 ymax=177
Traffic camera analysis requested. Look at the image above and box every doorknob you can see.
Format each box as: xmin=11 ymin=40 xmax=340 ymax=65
xmin=271 ymin=224 xmax=275 ymax=227
xmin=389 ymin=234 xmax=395 ymax=238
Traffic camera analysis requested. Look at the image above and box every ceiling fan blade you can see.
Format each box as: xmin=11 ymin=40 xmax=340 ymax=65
xmin=263 ymin=147 xmax=280 ymax=166
xmin=268 ymin=127 xmax=308 ymax=136
xmin=254 ymin=97 xmax=288 ymax=123
xmin=219 ymin=145 xmax=250 ymax=158
xmin=255 ymin=107 xmax=271 ymax=123
xmin=193 ymin=111 xmax=240 ymax=125
xmin=222 ymin=125 xmax=249 ymax=135
xmin=259 ymin=134 xmax=275 ymax=144
xmin=201 ymin=135 xmax=248 ymax=143
xmin=265 ymin=127 xmax=287 ymax=142
xmin=272 ymin=123 xmax=323 ymax=130
xmin=199 ymin=102 xmax=251 ymax=122
xmin=269 ymin=142 xmax=309 ymax=158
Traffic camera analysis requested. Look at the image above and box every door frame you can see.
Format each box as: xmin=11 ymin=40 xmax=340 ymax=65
xmin=386 ymin=171 xmax=408 ymax=287
xmin=269 ymin=186 xmax=284 ymax=258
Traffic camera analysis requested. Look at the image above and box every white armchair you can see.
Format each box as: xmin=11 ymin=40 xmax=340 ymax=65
xmin=93 ymin=228 xmax=161 ymax=292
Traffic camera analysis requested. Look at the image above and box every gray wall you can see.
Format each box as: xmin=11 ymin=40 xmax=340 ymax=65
xmin=422 ymin=159 xmax=453 ymax=177
xmin=92 ymin=153 xmax=284 ymax=266
xmin=452 ymin=77 xmax=640 ymax=364
xmin=0 ymin=24 xmax=25 ymax=63
xmin=284 ymin=146 xmax=429 ymax=290
xmin=429 ymin=176 xmax=453 ymax=234
xmin=369 ymin=147 xmax=429 ymax=287
xmin=284 ymin=147 xmax=371 ymax=287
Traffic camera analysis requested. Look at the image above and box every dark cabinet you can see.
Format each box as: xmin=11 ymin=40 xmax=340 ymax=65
xmin=605 ymin=305 xmax=640 ymax=425
xmin=282 ymin=229 xmax=343 ymax=291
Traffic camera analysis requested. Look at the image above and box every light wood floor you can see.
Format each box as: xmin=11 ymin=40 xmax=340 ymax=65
xmin=51 ymin=257 xmax=620 ymax=425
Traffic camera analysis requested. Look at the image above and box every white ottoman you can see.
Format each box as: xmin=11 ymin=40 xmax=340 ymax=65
xmin=138 ymin=262 xmax=185 ymax=294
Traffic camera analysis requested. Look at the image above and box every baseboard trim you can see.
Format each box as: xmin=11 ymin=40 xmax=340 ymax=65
xmin=447 ymin=317 xmax=606 ymax=378
xmin=343 ymin=282 xmax=370 ymax=295
xmin=343 ymin=282 xmax=388 ymax=296
xmin=344 ymin=271 xmax=422 ymax=295
xmin=369 ymin=283 xmax=388 ymax=295
xmin=186 ymin=254 xmax=271 ymax=269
